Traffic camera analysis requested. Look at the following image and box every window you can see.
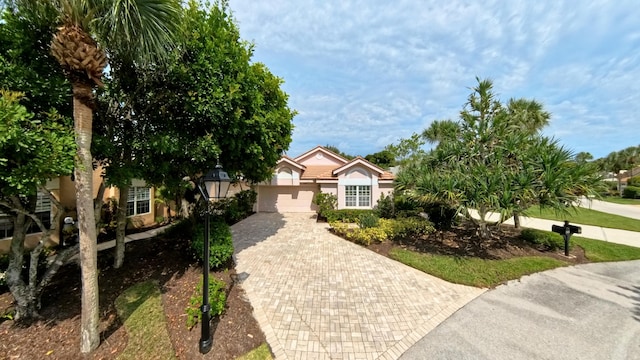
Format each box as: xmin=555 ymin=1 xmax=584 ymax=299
xmin=127 ymin=187 xmax=151 ymax=216
xmin=0 ymin=192 xmax=51 ymax=239
xmin=344 ymin=185 xmax=371 ymax=207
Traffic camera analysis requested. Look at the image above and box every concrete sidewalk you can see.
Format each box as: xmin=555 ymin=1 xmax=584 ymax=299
xmin=96 ymin=224 xmax=172 ymax=252
xmin=577 ymin=197 xmax=640 ymax=219
xmin=502 ymin=216 xmax=640 ymax=248
xmin=471 ymin=210 xmax=640 ymax=249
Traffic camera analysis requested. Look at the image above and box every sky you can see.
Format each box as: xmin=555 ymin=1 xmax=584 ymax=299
xmin=228 ymin=0 xmax=640 ymax=160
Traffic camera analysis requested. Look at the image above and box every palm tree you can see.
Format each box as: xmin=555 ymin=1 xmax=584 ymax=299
xmin=506 ymin=98 xmax=550 ymax=134
xmin=16 ymin=0 xmax=180 ymax=353
xmin=422 ymin=119 xmax=460 ymax=145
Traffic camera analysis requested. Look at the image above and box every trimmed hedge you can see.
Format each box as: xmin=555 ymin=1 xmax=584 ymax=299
xmin=325 ymin=209 xmax=374 ymax=223
xmin=622 ymin=186 xmax=640 ymax=199
xmin=192 ymin=220 xmax=234 ymax=269
xmin=520 ymin=228 xmax=570 ymax=251
xmin=330 ymin=217 xmax=435 ymax=245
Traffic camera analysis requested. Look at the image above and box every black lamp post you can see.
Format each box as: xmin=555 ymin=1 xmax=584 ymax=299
xmin=195 ymin=163 xmax=231 ymax=354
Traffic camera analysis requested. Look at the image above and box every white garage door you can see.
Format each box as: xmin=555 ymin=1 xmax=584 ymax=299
xmin=257 ymin=185 xmax=318 ymax=212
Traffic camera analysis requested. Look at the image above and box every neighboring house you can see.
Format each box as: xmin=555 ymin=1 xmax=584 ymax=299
xmin=618 ymin=166 xmax=640 ymax=192
xmin=255 ymin=146 xmax=394 ymax=212
xmin=0 ymin=172 xmax=165 ymax=254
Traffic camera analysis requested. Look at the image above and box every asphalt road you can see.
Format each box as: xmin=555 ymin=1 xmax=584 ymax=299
xmin=400 ymin=260 xmax=640 ymax=360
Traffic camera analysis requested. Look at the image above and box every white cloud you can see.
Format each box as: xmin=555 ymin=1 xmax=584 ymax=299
xmin=230 ymin=0 xmax=640 ymax=158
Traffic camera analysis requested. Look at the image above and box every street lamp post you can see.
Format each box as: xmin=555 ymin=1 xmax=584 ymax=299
xmin=195 ymin=163 xmax=231 ymax=354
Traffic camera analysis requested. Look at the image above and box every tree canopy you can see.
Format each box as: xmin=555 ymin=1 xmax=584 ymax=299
xmin=396 ymin=78 xmax=603 ymax=241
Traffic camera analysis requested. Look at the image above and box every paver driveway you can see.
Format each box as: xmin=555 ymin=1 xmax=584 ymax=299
xmin=231 ymin=213 xmax=485 ymax=359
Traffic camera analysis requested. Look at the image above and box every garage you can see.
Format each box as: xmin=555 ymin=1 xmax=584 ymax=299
xmin=256 ymin=184 xmax=319 ymax=213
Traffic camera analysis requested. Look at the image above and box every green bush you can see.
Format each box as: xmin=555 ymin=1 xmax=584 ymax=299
xmin=329 ymin=222 xmax=387 ymax=245
xmin=164 ymin=218 xmax=195 ymax=239
xmin=192 ymin=220 xmax=234 ymax=269
xmin=379 ymin=217 xmax=434 ymax=240
xmin=325 ymin=209 xmax=374 ymax=223
xmin=423 ymin=203 xmax=458 ymax=231
xmin=357 ymin=213 xmax=379 ymax=228
xmin=374 ymin=193 xmax=395 ymax=219
xmin=185 ymin=276 xmax=227 ymax=329
xmin=628 ymin=176 xmax=640 ymax=187
xmin=235 ymin=189 xmax=257 ymax=215
xmin=312 ymin=193 xmax=337 ymax=217
xmin=622 ymin=186 xmax=640 ymax=199
xmin=520 ymin=228 xmax=569 ymax=251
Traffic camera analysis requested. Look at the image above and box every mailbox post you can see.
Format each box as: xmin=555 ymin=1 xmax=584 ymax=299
xmin=551 ymin=220 xmax=582 ymax=256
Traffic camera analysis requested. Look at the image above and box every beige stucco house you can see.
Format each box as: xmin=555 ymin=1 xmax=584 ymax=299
xmin=255 ymin=146 xmax=394 ymax=212
xmin=0 ymin=171 xmax=165 ymax=254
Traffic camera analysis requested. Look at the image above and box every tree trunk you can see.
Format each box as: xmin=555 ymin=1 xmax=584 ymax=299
xmin=6 ymin=210 xmax=38 ymax=320
xmin=114 ymin=185 xmax=129 ymax=269
xmin=94 ymin=180 xmax=106 ymax=230
xmin=513 ymin=212 xmax=521 ymax=229
xmin=73 ymin=82 xmax=100 ymax=353
xmin=476 ymin=206 xmax=491 ymax=241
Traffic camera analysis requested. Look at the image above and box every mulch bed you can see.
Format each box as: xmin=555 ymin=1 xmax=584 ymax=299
xmin=368 ymin=222 xmax=589 ymax=271
xmin=0 ymin=234 xmax=266 ymax=360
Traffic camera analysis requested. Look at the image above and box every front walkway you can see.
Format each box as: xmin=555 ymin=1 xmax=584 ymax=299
xmin=231 ymin=213 xmax=484 ymax=360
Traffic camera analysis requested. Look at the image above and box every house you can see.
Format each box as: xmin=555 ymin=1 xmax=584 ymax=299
xmin=0 ymin=171 xmax=166 ymax=254
xmin=255 ymin=146 xmax=394 ymax=212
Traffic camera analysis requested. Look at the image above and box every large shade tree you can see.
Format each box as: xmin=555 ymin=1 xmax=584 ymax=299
xmin=0 ymin=91 xmax=76 ymax=320
xmin=10 ymin=0 xmax=181 ymax=352
xmin=128 ymin=0 xmax=295 ymax=189
xmin=396 ymin=78 xmax=603 ymax=242
xmin=0 ymin=2 xmax=77 ymax=321
xmin=92 ymin=0 xmax=295 ymax=268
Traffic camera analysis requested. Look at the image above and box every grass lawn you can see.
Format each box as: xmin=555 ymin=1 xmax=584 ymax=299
xmin=389 ymin=249 xmax=567 ymax=288
xmin=525 ymin=205 xmax=640 ymax=232
xmin=573 ymin=236 xmax=640 ymax=262
xmin=390 ymin=236 xmax=640 ymax=288
xmin=115 ymin=281 xmax=176 ymax=360
xmin=602 ymin=196 xmax=640 ymax=206
xmin=235 ymin=343 xmax=273 ymax=360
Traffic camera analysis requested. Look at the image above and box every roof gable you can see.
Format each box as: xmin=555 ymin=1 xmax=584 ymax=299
xmin=294 ymin=146 xmax=349 ymax=167
xmin=333 ymin=156 xmax=385 ymax=175
xmin=276 ymin=156 xmax=305 ymax=171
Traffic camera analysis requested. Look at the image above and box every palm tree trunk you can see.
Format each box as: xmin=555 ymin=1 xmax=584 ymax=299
xmin=114 ymin=185 xmax=129 ymax=269
xmin=73 ymin=82 xmax=100 ymax=353
xmin=513 ymin=212 xmax=521 ymax=229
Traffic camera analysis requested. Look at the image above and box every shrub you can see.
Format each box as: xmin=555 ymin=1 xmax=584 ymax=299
xmin=423 ymin=203 xmax=458 ymax=231
xmin=374 ymin=193 xmax=395 ymax=219
xmin=380 ymin=217 xmax=435 ymax=240
xmin=185 ymin=276 xmax=227 ymax=329
xmin=348 ymin=227 xmax=387 ymax=245
xmin=622 ymin=186 xmax=640 ymax=199
xmin=235 ymin=189 xmax=257 ymax=214
xmin=312 ymin=193 xmax=337 ymax=217
xmin=520 ymin=228 xmax=569 ymax=251
xmin=628 ymin=176 xmax=640 ymax=187
xmin=164 ymin=218 xmax=195 ymax=239
xmin=325 ymin=209 xmax=373 ymax=223
xmin=329 ymin=221 xmax=387 ymax=245
xmin=192 ymin=220 xmax=234 ymax=269
xmin=357 ymin=213 xmax=379 ymax=228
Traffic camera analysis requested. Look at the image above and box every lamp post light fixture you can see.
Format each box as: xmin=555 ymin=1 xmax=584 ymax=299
xmin=195 ymin=163 xmax=231 ymax=354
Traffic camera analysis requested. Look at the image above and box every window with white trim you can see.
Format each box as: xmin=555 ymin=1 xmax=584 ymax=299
xmin=127 ymin=187 xmax=151 ymax=216
xmin=0 ymin=192 xmax=52 ymax=239
xmin=345 ymin=185 xmax=371 ymax=207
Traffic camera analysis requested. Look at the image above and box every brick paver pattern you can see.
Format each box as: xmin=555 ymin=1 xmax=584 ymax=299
xmin=232 ymin=213 xmax=485 ymax=360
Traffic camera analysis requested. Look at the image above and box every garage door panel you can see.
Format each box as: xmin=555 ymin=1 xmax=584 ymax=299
xmin=258 ymin=185 xmax=318 ymax=212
